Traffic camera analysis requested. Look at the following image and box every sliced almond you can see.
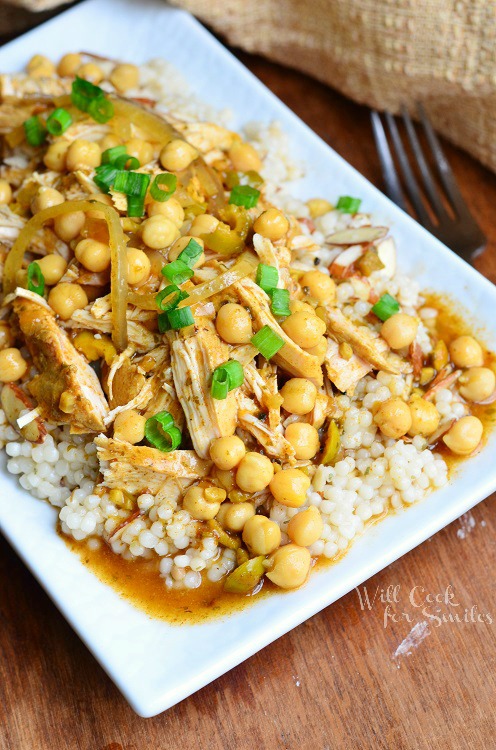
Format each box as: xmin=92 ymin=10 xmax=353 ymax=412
xmin=376 ymin=237 xmax=396 ymax=278
xmin=326 ymin=226 xmax=388 ymax=245
xmin=332 ymin=245 xmax=364 ymax=267
xmin=1 ymin=383 xmax=47 ymax=444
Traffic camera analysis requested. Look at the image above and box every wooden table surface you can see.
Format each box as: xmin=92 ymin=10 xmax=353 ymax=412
xmin=1 ymin=15 xmax=496 ymax=750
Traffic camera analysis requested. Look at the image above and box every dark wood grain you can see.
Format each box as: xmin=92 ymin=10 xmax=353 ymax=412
xmin=2 ymin=42 xmax=496 ymax=750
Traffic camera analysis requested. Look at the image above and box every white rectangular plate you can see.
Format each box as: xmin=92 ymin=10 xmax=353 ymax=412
xmin=1 ymin=0 xmax=496 ymax=718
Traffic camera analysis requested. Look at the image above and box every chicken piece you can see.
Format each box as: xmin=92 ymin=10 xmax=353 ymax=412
xmin=63 ymin=309 xmax=159 ymax=352
xmin=0 ymin=205 xmax=68 ymax=257
xmin=238 ymin=394 xmax=295 ymax=462
xmin=324 ymin=307 xmax=400 ymax=374
xmin=234 ymin=278 xmax=323 ymax=386
xmin=244 ymin=362 xmax=282 ymax=431
xmin=253 ymin=233 xmax=291 ymax=289
xmin=324 ymin=338 xmax=372 ymax=394
xmin=170 ymin=326 xmax=238 ymax=458
xmin=0 ymin=74 xmax=70 ymax=101
xmin=171 ymin=120 xmax=234 ymax=153
xmin=14 ymin=298 xmax=108 ymax=432
xmin=95 ymin=435 xmax=211 ymax=495
xmin=306 ymin=391 xmax=330 ymax=430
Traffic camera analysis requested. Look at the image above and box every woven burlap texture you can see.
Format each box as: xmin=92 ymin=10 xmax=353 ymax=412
xmin=6 ymin=0 xmax=496 ymax=172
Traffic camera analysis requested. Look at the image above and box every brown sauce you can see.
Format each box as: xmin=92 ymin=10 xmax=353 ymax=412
xmin=64 ymin=293 xmax=496 ymax=624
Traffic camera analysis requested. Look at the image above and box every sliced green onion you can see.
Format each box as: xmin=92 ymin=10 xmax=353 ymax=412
xmin=166 ymin=306 xmax=194 ymax=330
xmin=156 ymin=284 xmax=189 ymax=312
xmin=161 ymin=260 xmax=194 ymax=285
xmin=251 ymin=325 xmax=285 ymax=359
xmin=71 ymin=78 xmax=114 ymax=123
xmin=229 ymin=184 xmax=260 ymax=209
xmin=269 ymin=287 xmax=291 ymax=317
xmin=46 ymin=107 xmax=72 ymax=136
xmin=114 ymin=154 xmax=140 ymax=171
xmin=23 ymin=116 xmax=46 ymax=147
xmin=177 ymin=238 xmax=203 ymax=269
xmin=211 ymin=360 xmax=244 ymax=400
xmin=72 ymin=77 xmax=104 ymax=104
xmin=87 ymin=95 xmax=114 ymax=124
xmin=256 ymin=263 xmax=279 ymax=293
xmin=211 ymin=368 xmax=229 ymax=399
xmin=371 ymin=293 xmax=400 ymax=321
xmin=144 ymin=411 xmax=181 ymax=452
xmin=26 ymin=261 xmax=45 ymax=297
xmin=102 ymin=145 xmax=127 ymax=165
xmin=113 ymin=170 xmax=150 ymax=197
xmin=158 ymin=312 xmax=172 ymax=333
xmin=93 ymin=164 xmax=119 ymax=193
xmin=336 ymin=195 xmax=362 ymax=214
xmin=127 ymin=196 xmax=146 ymax=218
xmin=150 ymin=173 xmax=177 ymax=202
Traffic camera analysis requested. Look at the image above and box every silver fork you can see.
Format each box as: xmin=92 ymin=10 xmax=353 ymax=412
xmin=371 ymin=104 xmax=486 ymax=263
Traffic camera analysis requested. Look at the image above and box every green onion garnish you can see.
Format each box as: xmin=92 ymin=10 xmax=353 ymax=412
xmin=127 ymin=196 xmax=146 ymax=217
xmin=46 ymin=107 xmax=72 ymax=136
xmin=114 ymin=154 xmax=140 ymax=171
xmin=211 ymin=360 xmax=244 ymax=399
xmin=150 ymin=173 xmax=177 ymax=202
xmin=26 ymin=262 xmax=45 ymax=297
xmin=156 ymin=284 xmax=189 ymax=312
xmin=177 ymin=238 xmax=203 ymax=269
xmin=256 ymin=263 xmax=279 ymax=293
xmin=336 ymin=196 xmax=362 ymax=214
xmin=102 ymin=145 xmax=127 ymax=165
xmin=145 ymin=411 xmax=182 ymax=452
xmin=23 ymin=116 xmax=47 ymax=147
xmin=229 ymin=184 xmax=260 ymax=209
xmin=371 ymin=293 xmax=400 ymax=321
xmin=166 ymin=306 xmax=195 ymax=330
xmin=93 ymin=164 xmax=119 ymax=193
xmin=251 ymin=325 xmax=285 ymax=359
xmin=158 ymin=312 xmax=172 ymax=333
xmin=71 ymin=77 xmax=114 ymax=123
xmin=113 ymin=170 xmax=150 ymax=197
xmin=269 ymin=288 xmax=291 ymax=317
xmin=161 ymin=260 xmax=194 ymax=285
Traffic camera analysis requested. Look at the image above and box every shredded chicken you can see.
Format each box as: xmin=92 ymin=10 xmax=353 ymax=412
xmin=324 ymin=306 xmax=400 ymax=374
xmin=238 ymin=394 xmax=295 ymax=462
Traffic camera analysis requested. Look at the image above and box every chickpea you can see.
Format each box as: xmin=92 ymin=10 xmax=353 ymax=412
xmin=35 ymin=254 xmax=67 ymax=285
xmin=289 ymin=300 xmax=315 ymax=315
xmin=0 ymin=180 xmax=12 ymax=205
xmin=223 ymin=502 xmax=255 ymax=532
xmin=110 ymin=63 xmax=139 ymax=92
xmin=266 ymin=544 xmax=311 ymax=589
xmin=190 ymin=213 xmax=219 ymax=236
xmin=442 ymin=416 xmax=483 ymax=455
xmin=147 ymin=197 xmax=184 ymax=227
xmin=86 ymin=192 xmax=113 ymax=220
xmin=228 ymin=140 xmax=262 ymax=172
xmin=57 ymin=53 xmax=82 ymax=77
xmin=27 ymin=54 xmax=55 ymax=78
xmin=43 ymin=141 xmax=69 ymax=172
xmin=183 ymin=485 xmax=222 ymax=520
xmin=242 ymin=515 xmax=281 ymax=555
xmin=99 ymin=134 xmax=121 ymax=152
xmin=125 ymin=138 xmax=154 ymax=165
xmin=236 ymin=452 xmax=274 ymax=492
xmin=381 ymin=313 xmax=418 ymax=350
xmin=53 ymin=210 xmax=85 ymax=242
xmin=285 ymin=422 xmax=320 ymax=459
xmin=0 ymin=348 xmax=27 ymax=383
xmin=169 ymin=235 xmax=205 ymax=265
xmin=76 ymin=62 xmax=104 ymax=84
xmin=282 ymin=310 xmax=326 ymax=349
xmin=408 ymin=398 xmax=440 ymax=437
xmin=300 ymin=270 xmax=336 ymax=305
xmin=270 ymin=468 xmax=310 ymax=508
xmin=305 ymin=336 xmax=328 ymax=364
xmin=374 ymin=397 xmax=412 ymax=439
xmin=307 ymin=198 xmax=333 ymax=218
xmin=31 ymin=187 xmax=64 ymax=215
xmin=215 ymin=303 xmax=253 ymax=344
xmin=253 ymin=208 xmax=289 ymax=241
xmin=141 ymin=215 xmax=180 ymax=250
xmin=159 ymin=139 xmax=198 ymax=172
xmin=449 ymin=335 xmax=483 ymax=368
xmin=459 ymin=367 xmax=496 ymax=402
xmin=287 ymin=506 xmax=323 ymax=546
xmin=127 ymin=248 xmax=151 ymax=286
xmin=280 ymin=378 xmax=317 ymax=416
xmin=0 ymin=322 xmax=15 ymax=350
xmin=75 ymin=238 xmax=111 ymax=273
xmin=66 ymin=140 xmax=101 ymax=172
xmin=48 ymin=283 xmax=88 ymax=320
xmin=209 ymin=435 xmax=246 ymax=470
xmin=113 ymin=409 xmax=146 ymax=444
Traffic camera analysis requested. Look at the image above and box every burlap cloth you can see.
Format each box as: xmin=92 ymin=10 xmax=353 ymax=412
xmin=4 ymin=0 xmax=496 ymax=173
